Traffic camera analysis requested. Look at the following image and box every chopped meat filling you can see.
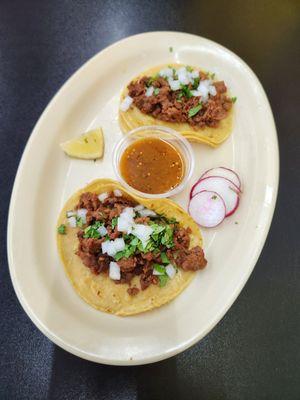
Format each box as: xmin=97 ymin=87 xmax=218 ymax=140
xmin=127 ymin=72 xmax=233 ymax=129
xmin=73 ymin=191 xmax=207 ymax=292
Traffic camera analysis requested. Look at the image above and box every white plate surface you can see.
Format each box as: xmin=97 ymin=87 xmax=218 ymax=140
xmin=7 ymin=32 xmax=279 ymax=365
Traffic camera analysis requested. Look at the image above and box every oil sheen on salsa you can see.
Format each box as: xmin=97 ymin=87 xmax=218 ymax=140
xmin=120 ymin=138 xmax=185 ymax=194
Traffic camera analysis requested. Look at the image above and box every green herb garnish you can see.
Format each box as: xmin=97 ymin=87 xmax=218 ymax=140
xmin=231 ymin=96 xmax=237 ymax=103
xmin=84 ymin=138 xmax=88 ymax=143
xmin=112 ymin=217 xmax=176 ymax=261
xmin=169 ymin=46 xmax=173 ymax=53
xmin=153 ymin=88 xmax=160 ymax=96
xmin=210 ymin=72 xmax=215 ymax=79
xmin=192 ymin=77 xmax=200 ymax=89
xmin=161 ymin=252 xmax=170 ymax=264
xmin=111 ymin=217 xmax=118 ymax=229
xmin=153 ymin=264 xmax=166 ymax=274
xmin=57 ymin=224 xmax=66 ymax=235
xmin=211 ymin=195 xmax=217 ymax=200
xmin=180 ymin=84 xmax=193 ymax=99
xmin=188 ymin=102 xmax=203 ymax=118
xmin=186 ymin=65 xmax=193 ymax=72
xmin=177 ymin=92 xmax=184 ymax=102
xmin=159 ymin=275 xmax=169 ymax=287
xmin=83 ymin=221 xmax=103 ymax=239
xmin=76 ymin=216 xmax=85 ymax=228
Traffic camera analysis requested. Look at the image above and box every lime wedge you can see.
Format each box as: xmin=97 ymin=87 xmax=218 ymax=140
xmin=60 ymin=128 xmax=104 ymax=159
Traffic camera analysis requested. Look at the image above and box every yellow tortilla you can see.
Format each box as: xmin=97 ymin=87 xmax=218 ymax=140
xmin=119 ymin=64 xmax=233 ymax=147
xmin=57 ymin=179 xmax=203 ymax=316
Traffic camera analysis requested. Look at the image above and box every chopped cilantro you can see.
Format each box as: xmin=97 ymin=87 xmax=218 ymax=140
xmin=180 ymin=84 xmax=193 ymax=99
xmin=161 ymin=225 xmax=174 ymax=248
xmin=84 ymin=138 xmax=88 ymax=143
xmin=57 ymin=224 xmax=66 ymax=235
xmin=161 ymin=252 xmax=170 ymax=264
xmin=169 ymin=46 xmax=173 ymax=53
xmin=186 ymin=65 xmax=193 ymax=72
xmin=83 ymin=221 xmax=102 ymax=239
xmin=159 ymin=275 xmax=169 ymax=287
xmin=153 ymin=264 xmax=166 ymax=274
xmin=130 ymin=237 xmax=139 ymax=246
xmin=211 ymin=195 xmax=217 ymax=200
xmin=153 ymin=88 xmax=160 ymax=96
xmin=231 ymin=96 xmax=237 ymax=103
xmin=188 ymin=102 xmax=203 ymax=118
xmin=192 ymin=77 xmax=200 ymax=89
xmin=115 ymin=241 xmax=137 ymax=260
xmin=150 ymin=223 xmax=165 ymax=239
xmin=76 ymin=216 xmax=85 ymax=228
xmin=210 ymin=72 xmax=215 ymax=79
xmin=111 ymin=217 xmax=118 ymax=229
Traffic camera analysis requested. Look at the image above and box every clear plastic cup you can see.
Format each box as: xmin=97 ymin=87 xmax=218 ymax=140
xmin=112 ymin=125 xmax=195 ymax=199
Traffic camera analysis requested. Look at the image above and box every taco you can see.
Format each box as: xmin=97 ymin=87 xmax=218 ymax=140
xmin=119 ymin=64 xmax=234 ymax=147
xmin=57 ymin=179 xmax=207 ymax=316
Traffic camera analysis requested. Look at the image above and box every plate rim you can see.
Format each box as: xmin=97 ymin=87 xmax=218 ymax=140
xmin=7 ymin=31 xmax=279 ymax=365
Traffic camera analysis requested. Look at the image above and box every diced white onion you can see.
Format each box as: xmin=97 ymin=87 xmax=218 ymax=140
xmin=109 ymin=262 xmax=121 ymax=280
xmin=98 ymin=192 xmax=108 ymax=202
xmin=117 ymin=217 xmax=133 ymax=234
xmin=191 ymin=90 xmax=201 ymax=97
xmin=208 ymin=85 xmax=217 ymax=96
xmin=77 ymin=208 xmax=87 ymax=223
xmin=159 ymin=68 xmax=173 ymax=78
xmin=120 ymin=96 xmax=133 ymax=112
xmin=197 ymin=80 xmax=210 ymax=102
xmin=66 ymin=210 xmax=76 ymax=218
xmin=190 ymin=70 xmax=199 ymax=78
xmin=117 ymin=207 xmax=135 ymax=234
xmin=123 ymin=207 xmax=135 ymax=217
xmin=101 ymin=241 xmax=117 ymax=257
xmin=138 ymin=208 xmax=157 ymax=217
xmin=134 ymin=204 xmax=145 ymax=212
xmin=168 ymin=78 xmax=181 ymax=91
xmin=113 ymin=189 xmax=122 ymax=197
xmin=67 ymin=216 xmax=77 ymax=228
xmin=145 ymin=86 xmax=154 ymax=97
xmin=166 ymin=264 xmax=176 ymax=279
xmin=132 ymin=224 xmax=153 ymax=247
xmin=177 ymin=67 xmax=190 ymax=85
xmin=97 ymin=225 xmax=107 ymax=237
xmin=113 ymin=238 xmax=126 ymax=252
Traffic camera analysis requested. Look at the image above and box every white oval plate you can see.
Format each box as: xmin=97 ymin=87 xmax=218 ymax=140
xmin=7 ymin=32 xmax=279 ymax=365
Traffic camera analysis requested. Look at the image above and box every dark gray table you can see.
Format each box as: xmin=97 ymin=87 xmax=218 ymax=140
xmin=1 ymin=1 xmax=299 ymax=399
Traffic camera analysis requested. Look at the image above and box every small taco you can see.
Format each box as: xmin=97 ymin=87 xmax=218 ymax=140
xmin=57 ymin=179 xmax=207 ymax=316
xmin=119 ymin=64 xmax=234 ymax=147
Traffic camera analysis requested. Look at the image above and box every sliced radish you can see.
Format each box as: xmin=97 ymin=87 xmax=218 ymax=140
xmin=188 ymin=191 xmax=226 ymax=227
xmin=191 ymin=176 xmax=240 ymax=217
xmin=200 ymin=167 xmax=241 ymax=189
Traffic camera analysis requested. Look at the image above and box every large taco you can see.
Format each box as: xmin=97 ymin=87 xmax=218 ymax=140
xmin=119 ymin=64 xmax=234 ymax=147
xmin=57 ymin=179 xmax=207 ymax=316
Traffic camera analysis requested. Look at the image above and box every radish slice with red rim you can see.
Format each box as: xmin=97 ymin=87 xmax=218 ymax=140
xmin=200 ymin=167 xmax=241 ymax=189
xmin=188 ymin=191 xmax=226 ymax=227
xmin=191 ymin=176 xmax=240 ymax=217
